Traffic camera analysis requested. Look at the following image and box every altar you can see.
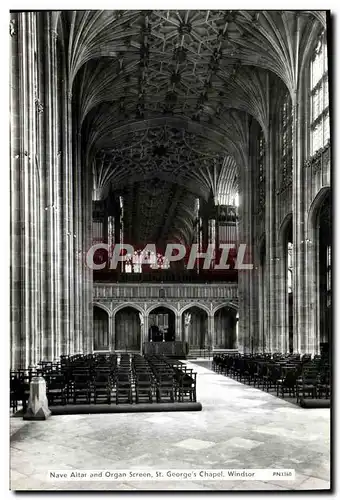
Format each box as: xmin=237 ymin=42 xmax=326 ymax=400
xmin=142 ymin=341 xmax=188 ymax=359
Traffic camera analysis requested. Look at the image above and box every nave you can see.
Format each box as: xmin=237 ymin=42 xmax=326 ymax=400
xmin=10 ymin=362 xmax=330 ymax=491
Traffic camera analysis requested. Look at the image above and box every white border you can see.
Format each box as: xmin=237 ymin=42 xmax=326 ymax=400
xmin=2 ymin=4 xmax=338 ymax=500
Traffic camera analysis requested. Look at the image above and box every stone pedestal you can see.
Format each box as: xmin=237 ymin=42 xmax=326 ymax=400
xmin=23 ymin=376 xmax=51 ymax=420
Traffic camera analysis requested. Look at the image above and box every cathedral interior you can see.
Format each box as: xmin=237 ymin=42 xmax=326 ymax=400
xmin=9 ymin=10 xmax=331 ymax=492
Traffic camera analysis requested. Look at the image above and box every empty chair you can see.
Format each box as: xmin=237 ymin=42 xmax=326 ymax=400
xmin=276 ymin=369 xmax=298 ymax=398
xmin=135 ymin=372 xmax=153 ymax=404
xmin=263 ymin=364 xmax=281 ymax=392
xmin=296 ymin=366 xmax=319 ymax=402
xmin=176 ymin=370 xmax=197 ymax=402
xmin=10 ymin=374 xmax=22 ymax=413
xmin=155 ymin=372 xmax=175 ymax=403
xmin=317 ymin=370 xmax=331 ymax=399
xmin=93 ymin=372 xmax=112 ymax=404
xmin=116 ymin=371 xmax=132 ymax=404
xmin=72 ymin=373 xmax=91 ymax=404
xmin=46 ymin=374 xmax=66 ymax=406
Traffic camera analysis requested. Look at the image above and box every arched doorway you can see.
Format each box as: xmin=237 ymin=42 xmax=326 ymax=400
xmin=93 ymin=306 xmax=109 ymax=351
xmin=115 ymin=307 xmax=141 ymax=351
xmin=259 ymin=238 xmax=266 ymax=351
xmin=280 ymin=216 xmax=293 ymax=353
xmin=214 ymin=306 xmax=237 ymax=349
xmin=181 ymin=306 xmax=208 ymax=349
xmin=148 ymin=306 xmax=176 ymax=342
xmin=317 ymin=192 xmax=331 ymax=353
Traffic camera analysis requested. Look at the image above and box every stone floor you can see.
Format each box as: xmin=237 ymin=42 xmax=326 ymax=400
xmin=10 ymin=361 xmax=331 ymax=491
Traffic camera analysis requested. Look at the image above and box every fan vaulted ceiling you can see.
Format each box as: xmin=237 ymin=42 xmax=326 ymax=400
xmin=59 ymin=9 xmax=325 ymax=245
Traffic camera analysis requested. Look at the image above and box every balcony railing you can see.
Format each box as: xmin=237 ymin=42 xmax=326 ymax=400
xmin=93 ymin=269 xmax=238 ymax=283
xmin=93 ymin=282 xmax=238 ymax=300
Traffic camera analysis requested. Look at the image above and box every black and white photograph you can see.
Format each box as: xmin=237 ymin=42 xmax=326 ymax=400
xmin=8 ymin=6 xmax=332 ymax=493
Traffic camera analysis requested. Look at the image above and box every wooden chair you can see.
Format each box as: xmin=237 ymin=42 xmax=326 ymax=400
xmin=93 ymin=372 xmax=112 ymax=404
xmin=276 ymin=369 xmax=298 ymax=398
xmin=46 ymin=374 xmax=67 ymax=406
xmin=135 ymin=372 xmax=153 ymax=404
xmin=115 ymin=372 xmax=132 ymax=404
xmin=72 ymin=373 xmax=91 ymax=404
xmin=155 ymin=372 xmax=175 ymax=403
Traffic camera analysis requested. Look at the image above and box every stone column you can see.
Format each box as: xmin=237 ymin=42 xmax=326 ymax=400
xmin=83 ymin=149 xmax=94 ymax=353
xmin=266 ymin=107 xmax=287 ymax=354
xmin=138 ymin=312 xmax=146 ymax=353
xmin=10 ymin=12 xmax=21 ymax=369
xmin=237 ymin=129 xmax=254 ymax=354
xmin=109 ymin=314 xmax=115 ymax=351
xmin=53 ymin=29 xmax=62 ymax=361
xmin=10 ymin=12 xmax=41 ymax=369
xmin=208 ymin=314 xmax=214 ymax=349
xmin=175 ymin=314 xmax=182 ymax=342
xmin=235 ymin=313 xmax=239 ymax=350
xmin=35 ymin=13 xmax=46 ymax=366
xmin=43 ymin=18 xmax=58 ymax=363
xmin=73 ymin=114 xmax=82 ymax=355
xmin=292 ymin=78 xmax=310 ymax=354
xmin=266 ymin=118 xmax=275 ymax=352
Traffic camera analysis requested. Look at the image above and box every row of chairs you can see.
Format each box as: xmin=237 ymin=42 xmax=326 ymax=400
xmin=133 ymin=355 xmax=153 ymax=404
xmin=10 ymin=353 xmax=198 ymax=409
xmin=213 ymin=354 xmax=331 ymax=402
xmin=145 ymin=355 xmax=197 ymax=403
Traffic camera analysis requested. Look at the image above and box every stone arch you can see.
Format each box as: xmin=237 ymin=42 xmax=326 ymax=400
xmin=114 ymin=305 xmax=142 ymax=351
xmin=146 ymin=303 xmax=179 ymax=317
xmin=258 ymin=235 xmax=267 ymax=352
xmin=146 ymin=304 xmax=177 ymax=342
xmin=306 ymin=187 xmax=331 ymax=354
xmin=255 ymin=233 xmax=266 ymax=262
xmin=278 ymin=212 xmax=293 ymax=245
xmin=113 ymin=302 xmax=144 ymax=316
xmin=180 ymin=304 xmax=210 ymax=350
xmin=93 ymin=304 xmax=110 ymax=351
xmin=212 ymin=303 xmax=238 ymax=316
xmin=277 ymin=213 xmax=293 ymax=353
xmin=307 ymin=186 xmax=330 ymax=236
xmin=93 ymin=301 xmax=112 ymax=317
xmin=213 ymin=304 xmax=237 ymax=349
xmin=179 ymin=302 xmax=211 ymax=317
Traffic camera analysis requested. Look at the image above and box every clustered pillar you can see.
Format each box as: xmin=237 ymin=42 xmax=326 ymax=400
xmin=10 ymin=12 xmax=92 ymax=369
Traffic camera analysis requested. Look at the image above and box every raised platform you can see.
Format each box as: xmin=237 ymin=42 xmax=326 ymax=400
xmin=14 ymin=402 xmax=202 ymax=417
xmin=143 ymin=341 xmax=187 ymax=358
xmin=299 ymin=398 xmax=330 ymax=409
xmin=51 ymin=402 xmax=202 ymax=414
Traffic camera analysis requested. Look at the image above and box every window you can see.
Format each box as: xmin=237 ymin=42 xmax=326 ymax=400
xmin=93 ymin=220 xmax=104 ymax=244
xmin=287 ymin=242 xmax=293 ymax=294
xmin=258 ymin=130 xmax=265 ymax=211
xmin=281 ymin=92 xmax=293 ymax=186
xmin=310 ymin=31 xmax=329 ymax=155
xmin=107 ymin=216 xmax=115 ymax=259
xmin=119 ymin=196 xmax=124 ymax=270
xmin=208 ymin=219 xmax=216 ymax=245
xmin=124 ymin=249 xmax=170 ymax=273
xmin=327 ymin=245 xmax=331 ymax=307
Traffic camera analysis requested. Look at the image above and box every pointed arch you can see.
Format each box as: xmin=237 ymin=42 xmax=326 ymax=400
xmin=93 ymin=301 xmax=112 ymax=317
xmin=179 ymin=303 xmax=211 ymax=316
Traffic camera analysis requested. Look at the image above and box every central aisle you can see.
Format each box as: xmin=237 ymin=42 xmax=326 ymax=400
xmin=10 ymin=361 xmax=330 ymax=491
